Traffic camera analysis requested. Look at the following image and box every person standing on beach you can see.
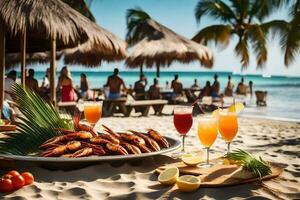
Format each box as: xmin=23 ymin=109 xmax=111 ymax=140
xmin=41 ymin=68 xmax=50 ymax=89
xmin=171 ymin=74 xmax=183 ymax=97
xmin=134 ymin=74 xmax=147 ymax=100
xmin=80 ymin=73 xmax=89 ymax=99
xmin=104 ymin=68 xmax=127 ymax=99
xmin=4 ymin=70 xmax=17 ymax=101
xmin=25 ymin=69 xmax=39 ymax=93
xmin=224 ymin=75 xmax=234 ymax=96
xmin=57 ymin=66 xmax=75 ymax=102
xmin=248 ymin=81 xmax=253 ymax=96
xmin=211 ymin=74 xmax=220 ymax=97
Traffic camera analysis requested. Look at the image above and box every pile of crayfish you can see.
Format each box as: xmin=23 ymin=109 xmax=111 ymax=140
xmin=39 ymin=116 xmax=170 ymax=158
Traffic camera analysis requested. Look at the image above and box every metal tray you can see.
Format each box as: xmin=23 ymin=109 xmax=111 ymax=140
xmin=0 ymin=136 xmax=180 ymax=163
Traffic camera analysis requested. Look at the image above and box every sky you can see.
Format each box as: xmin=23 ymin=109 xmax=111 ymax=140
xmin=35 ymin=0 xmax=300 ymax=76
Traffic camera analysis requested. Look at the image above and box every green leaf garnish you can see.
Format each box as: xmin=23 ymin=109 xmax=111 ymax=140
xmin=225 ymin=149 xmax=272 ymax=178
xmin=0 ymin=84 xmax=74 ymax=155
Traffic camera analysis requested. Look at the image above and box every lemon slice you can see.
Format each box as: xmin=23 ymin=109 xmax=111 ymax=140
xmin=228 ymin=102 xmax=245 ymax=113
xmin=182 ymin=156 xmax=203 ymax=167
xmin=180 ymin=154 xmax=193 ymax=159
xmin=177 ymin=175 xmax=201 ymax=192
xmin=158 ymin=167 xmax=179 ymax=185
xmin=212 ymin=108 xmax=221 ymax=117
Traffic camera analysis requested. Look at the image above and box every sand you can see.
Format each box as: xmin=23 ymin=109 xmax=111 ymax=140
xmin=0 ymin=107 xmax=299 ymax=200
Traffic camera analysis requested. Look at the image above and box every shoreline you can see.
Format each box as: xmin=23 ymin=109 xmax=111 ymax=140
xmin=241 ymin=114 xmax=300 ymax=123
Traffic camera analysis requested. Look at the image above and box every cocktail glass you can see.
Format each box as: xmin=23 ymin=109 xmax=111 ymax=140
xmin=84 ymin=101 xmax=103 ymax=126
xmin=197 ymin=115 xmax=218 ymax=168
xmin=218 ymin=110 xmax=238 ymax=153
xmin=173 ymin=106 xmax=193 ymax=154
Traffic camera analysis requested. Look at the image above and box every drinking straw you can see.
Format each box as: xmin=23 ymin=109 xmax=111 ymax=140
xmin=191 ymin=96 xmax=205 ymax=114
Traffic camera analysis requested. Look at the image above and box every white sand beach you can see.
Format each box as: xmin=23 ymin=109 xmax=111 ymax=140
xmin=1 ymin=107 xmax=299 ymax=200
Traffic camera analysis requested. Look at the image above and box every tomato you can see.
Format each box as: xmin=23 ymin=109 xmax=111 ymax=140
xmin=0 ymin=178 xmax=13 ymax=193
xmin=21 ymin=172 xmax=34 ymax=185
xmin=11 ymin=175 xmax=25 ymax=189
xmin=7 ymin=170 xmax=20 ymax=177
xmin=2 ymin=174 xmax=12 ymax=179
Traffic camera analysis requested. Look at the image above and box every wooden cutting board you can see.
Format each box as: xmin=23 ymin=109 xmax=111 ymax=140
xmin=156 ymin=160 xmax=283 ymax=187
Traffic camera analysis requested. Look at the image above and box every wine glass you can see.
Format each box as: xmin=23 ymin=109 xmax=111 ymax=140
xmin=173 ymin=106 xmax=193 ymax=154
xmin=218 ymin=110 xmax=238 ymax=153
xmin=83 ymin=101 xmax=103 ymax=126
xmin=197 ymin=115 xmax=218 ymax=168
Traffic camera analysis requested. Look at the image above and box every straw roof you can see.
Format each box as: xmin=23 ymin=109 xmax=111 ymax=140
xmin=63 ymin=29 xmax=127 ymax=67
xmin=0 ymin=0 xmax=109 ymax=53
xmin=125 ymin=15 xmax=213 ymax=69
xmin=6 ymin=52 xmax=63 ymax=68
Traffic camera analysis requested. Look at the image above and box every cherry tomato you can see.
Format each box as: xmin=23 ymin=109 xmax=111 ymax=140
xmin=0 ymin=178 xmax=13 ymax=193
xmin=21 ymin=172 xmax=34 ymax=185
xmin=2 ymin=174 xmax=12 ymax=179
xmin=7 ymin=170 xmax=20 ymax=177
xmin=11 ymin=175 xmax=25 ymax=189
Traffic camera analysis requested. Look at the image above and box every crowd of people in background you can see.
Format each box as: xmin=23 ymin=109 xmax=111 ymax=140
xmin=3 ymin=67 xmax=253 ymax=105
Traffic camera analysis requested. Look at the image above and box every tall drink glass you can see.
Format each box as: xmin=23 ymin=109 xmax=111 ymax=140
xmin=173 ymin=106 xmax=193 ymax=154
xmin=197 ymin=115 xmax=218 ymax=168
xmin=84 ymin=101 xmax=103 ymax=126
xmin=218 ymin=110 xmax=238 ymax=153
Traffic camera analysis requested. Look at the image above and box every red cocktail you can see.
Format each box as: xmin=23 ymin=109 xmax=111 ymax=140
xmin=173 ymin=106 xmax=193 ymax=153
xmin=174 ymin=113 xmax=193 ymax=135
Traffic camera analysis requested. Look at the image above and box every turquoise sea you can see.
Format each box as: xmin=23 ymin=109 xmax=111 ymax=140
xmin=24 ymin=71 xmax=300 ymax=120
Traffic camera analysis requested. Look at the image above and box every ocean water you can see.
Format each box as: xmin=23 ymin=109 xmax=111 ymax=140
xmin=28 ymin=71 xmax=300 ymax=120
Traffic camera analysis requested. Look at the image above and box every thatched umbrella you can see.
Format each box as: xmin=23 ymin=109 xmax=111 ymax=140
xmin=0 ymin=0 xmax=126 ymax=114
xmin=125 ymin=9 xmax=213 ymax=77
xmin=63 ymin=29 xmax=127 ymax=67
xmin=6 ymin=52 xmax=63 ymax=68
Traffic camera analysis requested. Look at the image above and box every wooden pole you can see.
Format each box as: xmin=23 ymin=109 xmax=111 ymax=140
xmin=20 ymin=30 xmax=26 ymax=86
xmin=140 ymin=64 xmax=143 ymax=75
xmin=50 ymin=37 xmax=56 ymax=106
xmin=0 ymin=21 xmax=6 ymax=119
xmin=156 ymin=64 xmax=160 ymax=77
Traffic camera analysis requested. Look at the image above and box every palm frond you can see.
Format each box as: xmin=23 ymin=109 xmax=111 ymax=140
xmin=261 ymin=20 xmax=289 ymax=39
xmin=249 ymin=0 xmax=286 ymax=21
xmin=0 ymin=84 xmax=74 ymax=155
xmin=282 ymin=8 xmax=300 ymax=66
xmin=229 ymin=0 xmax=249 ymax=21
xmin=195 ymin=0 xmax=237 ymax=24
xmin=63 ymin=0 xmax=96 ymax=22
xmin=234 ymin=37 xmax=249 ymax=68
xmin=225 ymin=149 xmax=272 ymax=178
xmin=246 ymin=24 xmax=268 ymax=68
xmin=126 ymin=7 xmax=151 ymax=46
xmin=192 ymin=25 xmax=232 ymax=48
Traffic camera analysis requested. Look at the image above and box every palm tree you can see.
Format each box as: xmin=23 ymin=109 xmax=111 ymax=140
xmin=192 ymin=0 xmax=286 ymax=68
xmin=63 ymin=0 xmax=95 ymax=22
xmin=264 ymin=1 xmax=300 ymax=66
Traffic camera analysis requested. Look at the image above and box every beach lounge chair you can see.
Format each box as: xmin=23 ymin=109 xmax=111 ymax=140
xmin=255 ymin=91 xmax=267 ymax=106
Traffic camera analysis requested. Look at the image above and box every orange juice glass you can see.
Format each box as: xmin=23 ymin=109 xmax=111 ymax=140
xmin=197 ymin=115 xmax=218 ymax=168
xmin=84 ymin=101 xmax=102 ymax=125
xmin=218 ymin=111 xmax=238 ymax=153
